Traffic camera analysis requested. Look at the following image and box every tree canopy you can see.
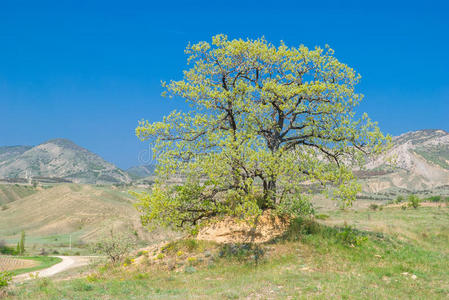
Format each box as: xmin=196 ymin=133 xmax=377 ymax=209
xmin=134 ymin=35 xmax=389 ymax=232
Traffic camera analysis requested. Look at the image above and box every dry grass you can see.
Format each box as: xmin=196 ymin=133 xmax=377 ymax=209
xmin=0 ymin=184 xmax=151 ymax=243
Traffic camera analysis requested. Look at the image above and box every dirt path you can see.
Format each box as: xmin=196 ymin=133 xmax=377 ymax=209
xmin=13 ymin=256 xmax=93 ymax=282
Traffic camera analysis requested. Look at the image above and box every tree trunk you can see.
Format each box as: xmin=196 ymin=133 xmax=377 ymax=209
xmin=261 ymin=179 xmax=277 ymax=210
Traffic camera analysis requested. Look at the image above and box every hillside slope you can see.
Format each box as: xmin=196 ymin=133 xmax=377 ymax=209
xmin=0 ymin=146 xmax=32 ymax=162
xmin=126 ymin=165 xmax=155 ymax=180
xmin=362 ymin=129 xmax=449 ymax=192
xmin=0 ymin=184 xmax=37 ymax=205
xmin=0 ymin=184 xmax=150 ymax=242
xmin=0 ymin=139 xmax=131 ymax=184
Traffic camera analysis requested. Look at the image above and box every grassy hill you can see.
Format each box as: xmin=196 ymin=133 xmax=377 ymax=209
xmin=5 ymin=205 xmax=449 ymax=299
xmin=0 ymin=184 xmax=172 ymax=253
xmin=0 ymin=184 xmax=37 ymax=205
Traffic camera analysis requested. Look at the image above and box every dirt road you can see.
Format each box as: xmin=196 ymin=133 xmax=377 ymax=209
xmin=13 ymin=256 xmax=93 ymax=282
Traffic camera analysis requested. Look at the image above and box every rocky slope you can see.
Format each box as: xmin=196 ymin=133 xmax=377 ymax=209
xmin=0 ymin=146 xmax=32 ymax=162
xmin=0 ymin=139 xmax=131 ymax=184
xmin=126 ymin=164 xmax=156 ymax=180
xmin=361 ymin=129 xmax=449 ymax=192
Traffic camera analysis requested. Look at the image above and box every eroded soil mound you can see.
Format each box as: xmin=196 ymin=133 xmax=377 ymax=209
xmin=197 ymin=210 xmax=290 ymax=244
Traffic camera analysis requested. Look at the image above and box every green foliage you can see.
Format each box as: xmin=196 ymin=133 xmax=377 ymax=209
xmin=161 ymin=239 xmax=212 ymax=255
xmin=407 ymin=195 xmax=421 ymax=209
xmin=275 ymin=193 xmax=315 ymax=217
xmin=135 ymin=35 xmax=389 ymax=231
xmin=425 ymin=195 xmax=448 ymax=203
xmin=0 ymin=240 xmax=16 ymax=255
xmin=369 ymin=203 xmax=379 ymax=211
xmin=315 ymin=213 xmax=330 ymax=220
xmin=336 ymin=224 xmax=368 ymax=247
xmin=395 ymin=195 xmax=404 ymax=203
xmin=0 ymin=271 xmax=12 ymax=289
xmin=218 ymin=243 xmax=265 ymax=264
xmin=282 ymin=217 xmax=322 ymax=241
xmin=73 ymin=280 xmax=94 ymax=292
xmin=19 ymin=230 xmax=26 ymax=255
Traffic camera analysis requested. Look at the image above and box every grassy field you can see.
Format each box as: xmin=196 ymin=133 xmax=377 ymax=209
xmin=0 ymin=184 xmax=160 ymax=256
xmin=4 ymin=205 xmax=449 ymax=299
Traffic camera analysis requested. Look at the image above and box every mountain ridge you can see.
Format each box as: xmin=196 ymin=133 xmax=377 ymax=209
xmin=362 ymin=129 xmax=449 ymax=192
xmin=0 ymin=138 xmax=131 ymax=184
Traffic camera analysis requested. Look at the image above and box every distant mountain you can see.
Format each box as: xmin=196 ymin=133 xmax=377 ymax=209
xmin=126 ymin=164 xmax=156 ymax=180
xmin=0 ymin=139 xmax=131 ymax=184
xmin=361 ymin=129 xmax=449 ymax=192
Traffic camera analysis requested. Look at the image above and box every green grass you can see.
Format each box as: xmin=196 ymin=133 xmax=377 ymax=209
xmin=9 ymin=256 xmax=62 ymax=276
xmin=6 ymin=206 xmax=449 ymax=299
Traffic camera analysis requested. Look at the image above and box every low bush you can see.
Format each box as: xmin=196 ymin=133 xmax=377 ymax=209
xmin=282 ymin=217 xmax=321 ymax=242
xmin=407 ymin=195 xmax=421 ymax=209
xmin=218 ymin=243 xmax=265 ymax=264
xmin=336 ymin=224 xmax=368 ymax=247
xmin=0 ymin=240 xmax=16 ymax=255
xmin=0 ymin=271 xmax=12 ymax=289
xmin=395 ymin=195 xmax=404 ymax=204
xmin=369 ymin=204 xmax=379 ymax=211
xmin=426 ymin=195 xmax=442 ymax=202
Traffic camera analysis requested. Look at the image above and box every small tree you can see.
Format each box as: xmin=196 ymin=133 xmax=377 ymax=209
xmin=408 ymin=195 xmax=420 ymax=209
xmin=19 ymin=230 xmax=25 ymax=255
xmin=134 ymin=35 xmax=389 ymax=232
xmin=92 ymin=230 xmax=136 ymax=264
xmin=395 ymin=195 xmax=404 ymax=204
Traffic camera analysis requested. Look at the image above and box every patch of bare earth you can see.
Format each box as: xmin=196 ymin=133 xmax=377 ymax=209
xmin=197 ymin=210 xmax=290 ymax=244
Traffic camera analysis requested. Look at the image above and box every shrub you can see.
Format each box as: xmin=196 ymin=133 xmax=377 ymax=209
xmin=0 ymin=271 xmax=12 ymax=289
xmin=91 ymin=230 xmax=136 ymax=264
xmin=336 ymin=224 xmax=368 ymax=247
xmin=218 ymin=243 xmax=265 ymax=264
xmin=427 ymin=195 xmax=442 ymax=202
xmin=0 ymin=240 xmax=16 ymax=255
xmin=282 ymin=217 xmax=321 ymax=241
xmin=86 ymin=273 xmax=100 ymax=283
xmin=395 ymin=195 xmax=404 ymax=204
xmin=369 ymin=203 xmax=379 ymax=211
xmin=407 ymin=195 xmax=421 ymax=209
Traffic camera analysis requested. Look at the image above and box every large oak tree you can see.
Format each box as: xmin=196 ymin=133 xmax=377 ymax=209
xmin=134 ymin=35 xmax=388 ymax=231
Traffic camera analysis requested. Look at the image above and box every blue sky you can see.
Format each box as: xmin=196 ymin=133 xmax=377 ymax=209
xmin=0 ymin=0 xmax=448 ymax=169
